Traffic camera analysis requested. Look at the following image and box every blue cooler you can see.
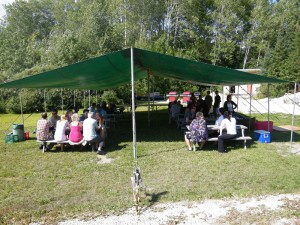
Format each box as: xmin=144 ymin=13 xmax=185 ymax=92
xmin=254 ymin=130 xmax=271 ymax=143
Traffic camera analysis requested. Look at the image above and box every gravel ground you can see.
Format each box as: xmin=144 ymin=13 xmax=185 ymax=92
xmin=30 ymin=194 xmax=300 ymax=225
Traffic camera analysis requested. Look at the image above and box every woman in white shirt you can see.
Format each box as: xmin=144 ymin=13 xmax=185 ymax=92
xmin=54 ymin=115 xmax=69 ymax=142
xmin=218 ymin=111 xmax=237 ymax=153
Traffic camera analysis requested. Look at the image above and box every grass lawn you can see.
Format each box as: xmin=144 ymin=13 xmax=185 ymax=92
xmin=0 ymin=108 xmax=300 ymax=224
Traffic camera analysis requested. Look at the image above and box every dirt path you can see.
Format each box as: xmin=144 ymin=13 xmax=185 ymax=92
xmin=52 ymin=194 xmax=300 ymax=225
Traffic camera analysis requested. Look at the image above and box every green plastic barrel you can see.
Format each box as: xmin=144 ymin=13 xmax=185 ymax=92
xmin=12 ymin=124 xmax=25 ymax=141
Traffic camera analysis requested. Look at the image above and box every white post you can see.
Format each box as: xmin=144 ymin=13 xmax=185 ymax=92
xmin=249 ymin=86 xmax=252 ymax=130
xmin=44 ymin=89 xmax=47 ymax=112
xmin=89 ymin=90 xmax=91 ymax=108
xmin=19 ymin=90 xmax=24 ymax=126
xmin=147 ymin=71 xmax=150 ymax=126
xmin=131 ymin=48 xmax=137 ymax=160
xmin=96 ymin=90 xmax=98 ymax=105
xmin=289 ymin=82 xmax=297 ymax=153
xmin=267 ymin=84 xmax=270 ymax=131
xmin=61 ymin=88 xmax=64 ymax=114
xmin=83 ymin=90 xmax=86 ymax=109
xmin=237 ymin=86 xmax=240 ymax=113
xmin=73 ymin=90 xmax=76 ymax=108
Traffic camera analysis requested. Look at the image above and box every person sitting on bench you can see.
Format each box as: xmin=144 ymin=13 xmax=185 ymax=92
xmin=185 ymin=112 xmax=208 ymax=151
xmin=83 ymin=112 xmax=104 ymax=154
xmin=69 ymin=113 xmax=83 ymax=143
xmin=218 ymin=111 xmax=237 ymax=153
xmin=36 ymin=112 xmax=54 ymax=151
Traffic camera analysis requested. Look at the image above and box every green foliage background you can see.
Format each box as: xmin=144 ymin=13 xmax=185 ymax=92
xmin=0 ymin=0 xmax=299 ymax=112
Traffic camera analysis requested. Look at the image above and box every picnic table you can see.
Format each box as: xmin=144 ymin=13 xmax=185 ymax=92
xmin=185 ymin=124 xmax=252 ymax=149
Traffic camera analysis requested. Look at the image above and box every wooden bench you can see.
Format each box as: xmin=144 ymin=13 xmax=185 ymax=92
xmin=206 ymin=136 xmax=252 ymax=149
xmin=185 ymin=125 xmax=252 ymax=149
xmin=37 ymin=138 xmax=92 ymax=152
xmin=37 ymin=140 xmax=69 ymax=152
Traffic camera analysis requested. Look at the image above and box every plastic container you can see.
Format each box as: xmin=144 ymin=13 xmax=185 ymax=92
xmin=180 ymin=91 xmax=191 ymax=103
xmin=12 ymin=124 xmax=25 ymax=141
xmin=167 ymin=91 xmax=177 ymax=102
xmin=13 ymin=135 xmax=19 ymax=142
xmin=254 ymin=130 xmax=271 ymax=143
xmin=254 ymin=121 xmax=273 ymax=132
xmin=5 ymin=134 xmax=14 ymax=144
xmin=24 ymin=131 xmax=29 ymax=140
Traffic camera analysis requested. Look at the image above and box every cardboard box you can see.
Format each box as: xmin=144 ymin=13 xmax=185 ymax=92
xmin=254 ymin=130 xmax=271 ymax=143
xmin=254 ymin=121 xmax=273 ymax=132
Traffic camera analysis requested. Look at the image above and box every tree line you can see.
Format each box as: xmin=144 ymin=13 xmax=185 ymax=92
xmin=0 ymin=0 xmax=299 ymax=113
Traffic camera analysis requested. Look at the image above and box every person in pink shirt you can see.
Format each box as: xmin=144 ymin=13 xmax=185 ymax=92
xmin=69 ymin=113 xmax=83 ymax=143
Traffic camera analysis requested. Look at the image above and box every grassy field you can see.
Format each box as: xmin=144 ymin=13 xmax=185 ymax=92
xmin=0 ymin=108 xmax=299 ymax=224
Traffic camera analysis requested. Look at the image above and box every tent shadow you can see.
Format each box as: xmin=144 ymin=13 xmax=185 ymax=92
xmin=269 ymin=131 xmax=300 ymax=143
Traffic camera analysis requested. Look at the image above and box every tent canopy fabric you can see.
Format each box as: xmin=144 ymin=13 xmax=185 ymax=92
xmin=0 ymin=48 xmax=288 ymax=90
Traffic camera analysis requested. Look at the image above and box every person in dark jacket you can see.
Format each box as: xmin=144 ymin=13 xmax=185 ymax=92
xmin=223 ymin=94 xmax=237 ymax=115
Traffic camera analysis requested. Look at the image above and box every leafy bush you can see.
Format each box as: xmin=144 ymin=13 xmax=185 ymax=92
xmin=100 ymin=90 xmax=120 ymax=104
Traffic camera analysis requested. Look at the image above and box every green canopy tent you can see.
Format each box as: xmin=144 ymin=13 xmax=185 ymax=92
xmin=0 ymin=48 xmax=287 ymax=90
xmin=0 ymin=48 xmax=292 ymax=157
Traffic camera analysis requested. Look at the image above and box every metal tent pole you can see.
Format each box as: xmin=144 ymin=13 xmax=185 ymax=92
xmin=74 ymin=90 xmax=76 ymax=108
xmin=19 ymin=89 xmax=24 ymax=126
xmin=147 ymin=71 xmax=150 ymax=127
xmin=84 ymin=90 xmax=86 ymax=109
xmin=44 ymin=89 xmax=47 ymax=112
xmin=237 ymin=86 xmax=240 ymax=113
xmin=61 ymin=88 xmax=64 ymax=114
xmin=289 ymin=82 xmax=297 ymax=153
xmin=131 ymin=48 xmax=137 ymax=160
xmin=152 ymin=76 xmax=155 ymax=109
xmin=89 ymin=90 xmax=91 ymax=108
xmin=249 ymin=86 xmax=252 ymax=130
xmin=267 ymin=84 xmax=270 ymax=131
xmin=96 ymin=90 xmax=98 ymax=105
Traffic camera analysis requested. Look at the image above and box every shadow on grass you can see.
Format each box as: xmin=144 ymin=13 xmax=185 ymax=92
xmin=32 ymin=110 xmax=300 ymax=154
xmin=138 ymin=147 xmax=178 ymax=158
xmin=145 ymin=191 xmax=169 ymax=206
xmin=269 ymin=131 xmax=300 ymax=142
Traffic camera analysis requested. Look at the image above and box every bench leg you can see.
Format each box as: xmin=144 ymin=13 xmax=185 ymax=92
xmin=244 ymin=140 xmax=247 ymax=149
xmin=42 ymin=141 xmax=46 ymax=153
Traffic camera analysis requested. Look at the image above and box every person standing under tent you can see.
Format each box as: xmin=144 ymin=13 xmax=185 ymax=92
xmin=169 ymin=100 xmax=181 ymax=124
xmin=49 ymin=108 xmax=60 ymax=136
xmin=223 ymin=94 xmax=237 ymax=115
xmin=95 ymin=112 xmax=106 ymax=148
xmin=80 ymin=109 xmax=89 ymax=122
xmin=203 ymin=91 xmax=213 ymax=117
xmin=196 ymin=94 xmax=205 ymax=112
xmin=218 ymin=111 xmax=237 ymax=153
xmin=213 ymin=90 xmax=221 ymax=118
xmin=88 ymin=103 xmax=96 ymax=113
